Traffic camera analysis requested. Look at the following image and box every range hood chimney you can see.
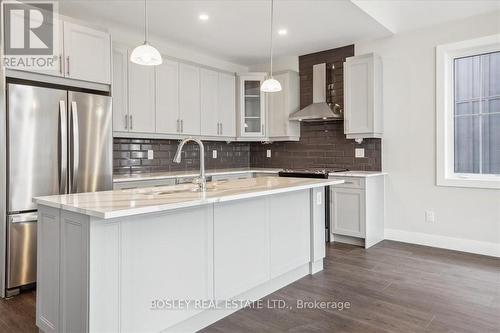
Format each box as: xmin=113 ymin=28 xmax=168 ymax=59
xmin=289 ymin=63 xmax=343 ymax=122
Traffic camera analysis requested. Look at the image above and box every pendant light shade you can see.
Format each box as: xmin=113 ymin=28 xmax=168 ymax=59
xmin=131 ymin=0 xmax=162 ymax=66
xmin=260 ymin=77 xmax=282 ymax=92
xmin=261 ymin=0 xmax=282 ymax=92
xmin=130 ymin=42 xmax=162 ymax=66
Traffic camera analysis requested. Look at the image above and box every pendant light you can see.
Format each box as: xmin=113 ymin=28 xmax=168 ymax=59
xmin=260 ymin=0 xmax=282 ymax=92
xmin=130 ymin=0 xmax=162 ymax=66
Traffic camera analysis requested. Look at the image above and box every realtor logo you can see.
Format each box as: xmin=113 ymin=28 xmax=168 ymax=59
xmin=2 ymin=0 xmax=59 ymax=69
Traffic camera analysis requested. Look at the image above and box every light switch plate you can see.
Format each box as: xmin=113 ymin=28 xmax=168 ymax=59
xmin=212 ymin=150 xmax=217 ymax=159
xmin=266 ymin=149 xmax=272 ymax=158
xmin=147 ymin=150 xmax=154 ymax=160
xmin=355 ymin=148 xmax=365 ymax=158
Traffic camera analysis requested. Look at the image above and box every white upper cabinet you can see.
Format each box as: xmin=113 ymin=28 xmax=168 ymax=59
xmin=218 ymin=73 xmax=236 ymax=138
xmin=156 ymin=59 xmax=179 ymax=134
xmin=179 ymin=64 xmax=201 ymax=136
xmin=267 ymin=71 xmax=300 ymax=140
xmin=200 ymin=70 xmax=236 ymax=138
xmin=344 ymin=53 xmax=383 ymax=139
xmin=112 ymin=46 xmax=128 ymax=132
xmin=200 ymin=68 xmax=219 ymax=137
xmin=237 ymin=73 xmax=266 ymax=138
xmin=4 ymin=18 xmax=111 ymax=85
xmin=128 ymin=53 xmax=155 ymax=133
xmin=63 ymin=21 xmax=111 ymax=84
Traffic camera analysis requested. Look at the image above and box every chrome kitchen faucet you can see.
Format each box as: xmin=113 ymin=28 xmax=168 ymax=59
xmin=173 ymin=137 xmax=206 ymax=191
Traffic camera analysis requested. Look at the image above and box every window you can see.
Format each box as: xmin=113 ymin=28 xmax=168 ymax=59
xmin=436 ymin=35 xmax=500 ymax=189
xmin=454 ymin=52 xmax=500 ymax=175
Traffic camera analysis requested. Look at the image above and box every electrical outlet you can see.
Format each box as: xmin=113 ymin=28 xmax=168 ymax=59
xmin=212 ymin=150 xmax=217 ymax=159
xmin=147 ymin=150 xmax=154 ymax=160
xmin=266 ymin=149 xmax=272 ymax=158
xmin=355 ymin=148 xmax=365 ymax=158
xmin=425 ymin=210 xmax=436 ymax=223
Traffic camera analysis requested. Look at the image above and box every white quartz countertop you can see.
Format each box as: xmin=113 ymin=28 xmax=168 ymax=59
xmin=113 ymin=168 xmax=282 ymax=183
xmin=329 ymin=171 xmax=387 ymax=178
xmin=34 ymin=176 xmax=344 ymax=219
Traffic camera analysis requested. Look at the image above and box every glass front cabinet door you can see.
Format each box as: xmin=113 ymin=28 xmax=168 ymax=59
xmin=238 ymin=74 xmax=267 ymax=138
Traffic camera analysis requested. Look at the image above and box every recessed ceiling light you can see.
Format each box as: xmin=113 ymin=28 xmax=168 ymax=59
xmin=278 ymin=29 xmax=287 ymax=36
xmin=199 ymin=13 xmax=209 ymax=21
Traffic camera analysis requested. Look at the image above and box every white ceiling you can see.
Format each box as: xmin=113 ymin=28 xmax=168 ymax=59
xmin=352 ymin=0 xmax=500 ymax=34
xmin=58 ymin=0 xmax=500 ymax=66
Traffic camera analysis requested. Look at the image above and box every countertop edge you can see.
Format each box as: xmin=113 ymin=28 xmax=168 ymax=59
xmin=34 ymin=179 xmax=344 ymax=220
xmin=329 ymin=172 xmax=388 ymax=178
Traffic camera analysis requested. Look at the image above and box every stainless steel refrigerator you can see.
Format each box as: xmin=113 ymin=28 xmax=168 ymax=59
xmin=6 ymin=82 xmax=112 ymax=294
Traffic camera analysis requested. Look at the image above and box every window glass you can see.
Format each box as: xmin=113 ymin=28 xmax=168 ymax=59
xmin=453 ymin=51 xmax=500 ymax=175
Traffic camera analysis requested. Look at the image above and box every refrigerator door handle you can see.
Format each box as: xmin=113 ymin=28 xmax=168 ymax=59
xmin=71 ymin=101 xmax=80 ymax=193
xmin=59 ymin=101 xmax=67 ymax=194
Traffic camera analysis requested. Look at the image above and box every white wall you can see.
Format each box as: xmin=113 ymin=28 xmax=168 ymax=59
xmin=356 ymin=11 xmax=500 ymax=256
xmin=248 ymin=56 xmax=299 ymax=73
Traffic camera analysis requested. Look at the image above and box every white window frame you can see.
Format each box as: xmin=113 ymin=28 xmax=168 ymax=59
xmin=436 ymin=34 xmax=500 ymax=190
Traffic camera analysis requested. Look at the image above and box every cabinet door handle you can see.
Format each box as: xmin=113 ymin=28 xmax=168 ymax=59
xmin=176 ymin=119 xmax=180 ymax=133
xmin=181 ymin=119 xmax=183 ymax=133
xmin=66 ymin=56 xmax=70 ymax=75
xmin=220 ymin=122 xmax=223 ymax=135
xmin=130 ymin=115 xmax=133 ymax=130
xmin=261 ymin=124 xmax=264 ymax=134
xmin=125 ymin=114 xmax=128 ymax=129
xmin=59 ymin=54 xmax=63 ymax=74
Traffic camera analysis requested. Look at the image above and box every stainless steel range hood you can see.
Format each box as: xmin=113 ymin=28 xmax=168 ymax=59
xmin=289 ymin=63 xmax=343 ymax=121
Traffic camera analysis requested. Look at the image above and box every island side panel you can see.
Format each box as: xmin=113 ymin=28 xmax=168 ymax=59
xmin=37 ymin=207 xmax=91 ymax=333
xmin=89 ymin=220 xmax=121 ymax=332
xmin=59 ymin=211 xmax=90 ymax=333
xmin=364 ymin=175 xmax=385 ymax=248
xmin=310 ymin=187 xmax=326 ymax=273
xmin=36 ymin=205 xmax=62 ymax=333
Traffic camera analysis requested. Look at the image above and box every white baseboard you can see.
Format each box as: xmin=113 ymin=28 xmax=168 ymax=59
xmin=384 ymin=229 xmax=500 ymax=258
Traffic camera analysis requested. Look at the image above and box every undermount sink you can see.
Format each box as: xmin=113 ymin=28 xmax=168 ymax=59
xmin=136 ymin=185 xmax=218 ymax=196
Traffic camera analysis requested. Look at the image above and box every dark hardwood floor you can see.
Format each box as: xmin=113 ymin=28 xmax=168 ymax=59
xmin=202 ymin=241 xmax=500 ymax=333
xmin=0 ymin=241 xmax=499 ymax=333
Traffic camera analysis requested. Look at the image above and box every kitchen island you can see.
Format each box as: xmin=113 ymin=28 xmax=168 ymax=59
xmin=34 ymin=176 xmax=343 ymax=333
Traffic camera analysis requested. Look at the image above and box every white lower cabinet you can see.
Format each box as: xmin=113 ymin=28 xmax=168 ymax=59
xmin=331 ymin=187 xmax=365 ymax=238
xmin=330 ymin=175 xmax=385 ymax=248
